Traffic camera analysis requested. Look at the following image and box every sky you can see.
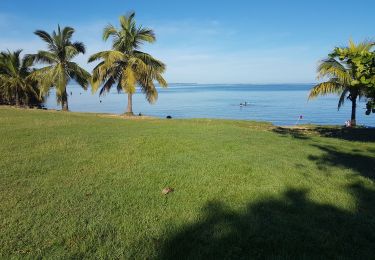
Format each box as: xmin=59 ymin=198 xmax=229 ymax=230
xmin=0 ymin=0 xmax=374 ymax=84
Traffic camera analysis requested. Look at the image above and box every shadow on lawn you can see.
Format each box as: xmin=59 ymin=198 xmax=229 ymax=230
xmin=152 ymin=127 xmax=375 ymax=259
xmin=157 ymin=145 xmax=375 ymax=259
xmin=156 ymin=184 xmax=375 ymax=259
xmin=273 ymin=126 xmax=375 ymax=142
xmin=272 ymin=127 xmax=311 ymax=140
xmin=309 ymin=144 xmax=375 ymax=181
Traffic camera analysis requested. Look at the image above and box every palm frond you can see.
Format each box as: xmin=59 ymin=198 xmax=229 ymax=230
xmin=337 ymin=88 xmax=350 ymax=110
xmin=317 ymin=58 xmax=351 ymax=85
xmin=62 ymin=26 xmax=75 ymax=41
xmin=34 ymin=30 xmax=54 ymax=45
xmin=22 ymin=54 xmax=34 ymax=68
xmin=67 ymin=62 xmax=91 ymax=90
xmin=88 ymin=50 xmax=124 ymax=63
xmin=155 ymin=74 xmax=167 ymax=87
xmin=26 ymin=51 xmax=58 ymax=65
xmin=28 ymin=65 xmax=56 ymax=97
xmin=103 ymin=24 xmax=119 ymax=41
xmin=54 ymin=64 xmax=67 ymax=101
xmin=309 ymin=81 xmax=344 ymax=99
xmin=65 ymin=46 xmax=81 ymax=60
xmin=72 ymin=41 xmax=86 ymax=54
xmin=100 ymin=77 xmax=116 ymax=95
xmin=119 ymin=12 xmax=136 ymax=31
xmin=134 ymin=51 xmax=166 ymax=71
xmin=142 ymin=83 xmax=158 ymax=103
xmin=121 ymin=66 xmax=136 ymax=93
xmin=135 ymin=27 xmax=156 ymax=44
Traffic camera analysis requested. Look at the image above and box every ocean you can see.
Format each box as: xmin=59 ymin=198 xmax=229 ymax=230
xmin=45 ymin=84 xmax=375 ymax=126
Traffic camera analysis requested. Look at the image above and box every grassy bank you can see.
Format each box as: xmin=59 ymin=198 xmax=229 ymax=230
xmin=0 ymin=107 xmax=374 ymax=259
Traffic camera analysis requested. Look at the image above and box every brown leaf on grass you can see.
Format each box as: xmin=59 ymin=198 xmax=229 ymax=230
xmin=162 ymin=187 xmax=174 ymax=195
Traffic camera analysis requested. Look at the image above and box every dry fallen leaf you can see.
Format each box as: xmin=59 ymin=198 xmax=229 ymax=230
xmin=162 ymin=187 xmax=174 ymax=195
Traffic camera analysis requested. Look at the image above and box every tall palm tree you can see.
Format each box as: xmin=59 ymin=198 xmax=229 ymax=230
xmin=88 ymin=12 xmax=167 ymax=116
xmin=27 ymin=26 xmax=91 ymax=111
xmin=0 ymin=50 xmax=38 ymax=106
xmin=309 ymin=40 xmax=374 ymax=126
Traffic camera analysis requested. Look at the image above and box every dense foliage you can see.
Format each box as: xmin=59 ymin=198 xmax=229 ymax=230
xmin=361 ymin=52 xmax=375 ymax=114
xmin=0 ymin=50 xmax=42 ymax=107
xmin=332 ymin=41 xmax=375 ymax=115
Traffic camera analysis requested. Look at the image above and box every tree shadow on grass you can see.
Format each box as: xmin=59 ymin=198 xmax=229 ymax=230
xmin=272 ymin=127 xmax=311 ymax=140
xmin=156 ymin=185 xmax=375 ymax=259
xmin=309 ymin=144 xmax=375 ymax=181
xmin=313 ymin=127 xmax=375 ymax=142
xmin=272 ymin=126 xmax=375 ymax=142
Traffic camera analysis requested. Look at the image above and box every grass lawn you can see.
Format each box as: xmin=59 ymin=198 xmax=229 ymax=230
xmin=0 ymin=107 xmax=374 ymax=259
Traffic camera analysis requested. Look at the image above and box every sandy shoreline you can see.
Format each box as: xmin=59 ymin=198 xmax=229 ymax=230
xmin=0 ymin=105 xmax=158 ymax=120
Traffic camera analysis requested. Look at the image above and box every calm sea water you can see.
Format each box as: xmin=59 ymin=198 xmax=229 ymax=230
xmin=45 ymin=84 xmax=375 ymax=126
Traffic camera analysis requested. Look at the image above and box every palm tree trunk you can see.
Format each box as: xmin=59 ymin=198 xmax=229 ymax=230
xmin=15 ymin=89 xmax=20 ymax=107
xmin=125 ymin=93 xmax=134 ymax=116
xmin=25 ymin=96 xmax=29 ymax=107
xmin=351 ymin=96 xmax=357 ymax=127
xmin=62 ymin=90 xmax=69 ymax=111
xmin=62 ymin=101 xmax=69 ymax=111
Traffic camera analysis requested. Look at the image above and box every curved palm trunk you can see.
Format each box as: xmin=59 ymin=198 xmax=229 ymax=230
xmin=351 ymin=97 xmax=357 ymax=127
xmin=125 ymin=93 xmax=134 ymax=116
xmin=62 ymin=90 xmax=69 ymax=111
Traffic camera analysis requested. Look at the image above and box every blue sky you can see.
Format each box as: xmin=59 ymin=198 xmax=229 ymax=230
xmin=0 ymin=0 xmax=374 ymax=83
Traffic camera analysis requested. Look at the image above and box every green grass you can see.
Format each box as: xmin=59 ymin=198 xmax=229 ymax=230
xmin=0 ymin=107 xmax=374 ymax=259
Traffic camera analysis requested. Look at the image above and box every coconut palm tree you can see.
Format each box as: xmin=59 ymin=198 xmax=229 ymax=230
xmin=309 ymin=40 xmax=374 ymax=126
xmin=0 ymin=50 xmax=38 ymax=106
xmin=88 ymin=12 xmax=167 ymax=116
xmin=26 ymin=26 xmax=91 ymax=111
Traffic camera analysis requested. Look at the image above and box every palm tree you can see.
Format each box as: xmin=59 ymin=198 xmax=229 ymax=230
xmin=88 ymin=12 xmax=167 ymax=116
xmin=0 ymin=50 xmax=38 ymax=106
xmin=309 ymin=40 xmax=374 ymax=126
xmin=27 ymin=26 xmax=91 ymax=111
